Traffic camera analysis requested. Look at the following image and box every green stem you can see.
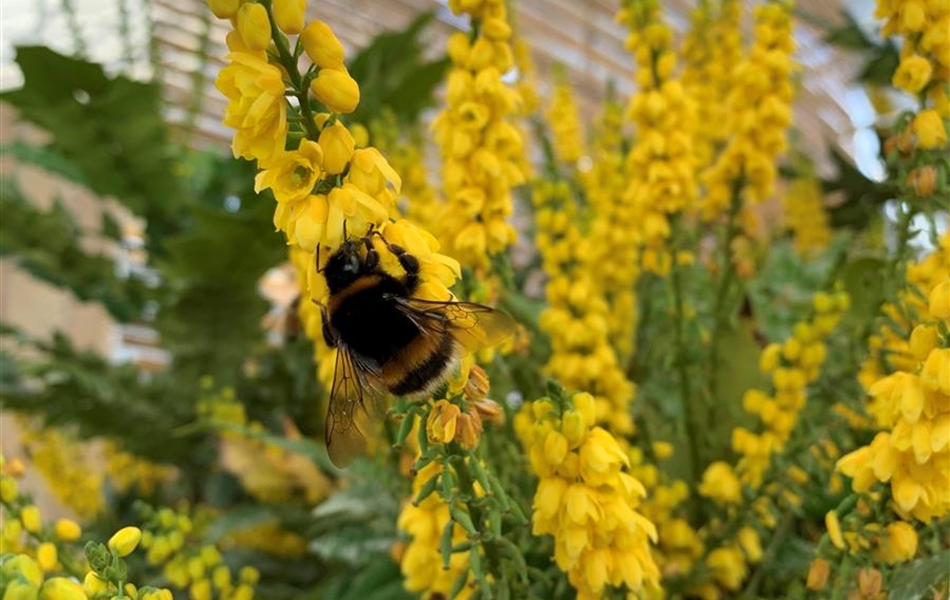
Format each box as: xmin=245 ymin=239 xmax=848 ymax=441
xmin=451 ymin=448 xmax=506 ymax=594
xmin=670 ymin=217 xmax=702 ymax=498
xmin=707 ymin=181 xmax=744 ymax=398
xmin=264 ymin=0 xmax=320 ymax=142
xmin=740 ymin=514 xmax=793 ymax=599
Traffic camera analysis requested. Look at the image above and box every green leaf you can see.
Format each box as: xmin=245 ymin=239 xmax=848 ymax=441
xmin=889 ymin=552 xmax=950 ymax=600
xmin=348 ymin=13 xmax=449 ymax=126
xmin=822 ymin=146 xmax=894 ymax=232
xmin=0 ymin=178 xmax=152 ymax=321
xmin=2 ymin=46 xmax=186 ymax=252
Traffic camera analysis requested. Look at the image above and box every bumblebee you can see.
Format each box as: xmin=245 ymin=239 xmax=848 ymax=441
xmin=316 ymin=230 xmax=514 ymax=467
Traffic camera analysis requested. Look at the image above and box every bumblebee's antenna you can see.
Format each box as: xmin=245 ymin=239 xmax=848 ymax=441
xmin=343 ymin=219 xmax=348 ymax=241
xmin=315 ymin=244 xmax=324 ymax=274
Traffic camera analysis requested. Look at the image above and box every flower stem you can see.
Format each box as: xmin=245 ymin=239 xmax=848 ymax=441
xmin=707 ymin=180 xmax=744 ymax=398
xmin=669 ymin=216 xmax=703 ymax=504
xmin=263 ymin=0 xmax=320 ymax=142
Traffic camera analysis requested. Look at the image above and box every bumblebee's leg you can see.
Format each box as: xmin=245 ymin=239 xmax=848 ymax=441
xmin=313 ymin=299 xmax=338 ymax=348
xmin=383 ymin=242 xmax=421 ymax=289
xmin=363 ymin=236 xmax=379 ymax=271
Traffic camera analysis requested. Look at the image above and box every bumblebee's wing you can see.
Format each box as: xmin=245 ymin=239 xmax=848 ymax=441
xmin=325 ymin=345 xmax=385 ymax=467
xmin=389 ymin=296 xmax=516 ymax=352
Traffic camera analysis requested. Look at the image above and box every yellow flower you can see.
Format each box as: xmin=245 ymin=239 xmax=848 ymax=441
xmin=707 ymin=546 xmax=747 ymax=590
xmin=53 ymin=519 xmax=82 ymax=542
xmin=825 ymin=511 xmax=846 ymax=550
xmin=806 ymin=557 xmax=830 ymax=591
xmin=37 ymin=542 xmax=58 ymax=571
xmin=876 ymin=521 xmax=918 ymax=564
xmin=311 ymin=69 xmax=360 ymax=114
xmin=301 ymin=21 xmax=345 ymax=71
xmin=39 ymin=577 xmax=86 ymax=600
xmin=207 ymin=0 xmax=238 ymax=19
xmin=236 ymin=3 xmax=271 ymax=52
xmin=318 ymin=121 xmax=356 ymax=175
xmin=20 ymin=505 xmax=42 ymax=533
xmin=83 ymin=572 xmax=109 ymax=596
xmin=109 ymin=526 xmax=143 ymax=557
xmin=893 ymin=54 xmax=933 ymax=93
xmin=930 ymin=279 xmax=950 ymax=320
xmin=426 ymin=400 xmax=461 ymax=444
xmin=519 ymin=394 xmax=658 ymax=598
xmin=215 ymin=52 xmax=288 ymax=164
xmin=3 ymin=555 xmax=43 ymax=586
xmin=273 ymin=0 xmax=305 ymax=35
xmin=913 ymin=109 xmax=948 ymax=149
xmin=254 ymin=140 xmax=323 ymax=203
xmin=698 ymin=461 xmax=742 ymax=504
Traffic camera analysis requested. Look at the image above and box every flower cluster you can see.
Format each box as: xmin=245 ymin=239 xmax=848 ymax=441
xmin=213 ymin=0 xmax=460 ymax=310
xmin=581 ymin=100 xmax=640 ymax=362
xmin=617 ymin=0 xmax=698 ymax=275
xmin=880 ymin=0 xmax=949 ymax=121
xmin=139 ymin=504 xmax=260 ymax=600
xmin=546 ymin=73 xmax=585 ymax=166
xmin=103 ymin=441 xmax=177 ymax=498
xmin=515 ymin=392 xmax=659 ymax=599
xmin=17 ymin=421 xmax=104 ymax=518
xmin=701 ymin=1 xmax=795 ymax=219
xmin=533 ymin=180 xmax=635 ymax=435
xmin=396 ymin=461 xmax=475 ymax=600
xmin=433 ymin=0 xmax=528 ymax=271
xmin=782 ymin=172 xmax=832 ymax=257
xmin=0 ymin=455 xmax=176 ymax=600
xmin=838 ymin=240 xmax=950 ymax=522
xmin=681 ymin=0 xmax=742 ymax=168
xmin=731 ymin=289 xmax=850 ymax=487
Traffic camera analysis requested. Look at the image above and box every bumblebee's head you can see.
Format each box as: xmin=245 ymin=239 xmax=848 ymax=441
xmin=323 ymin=239 xmax=366 ymax=292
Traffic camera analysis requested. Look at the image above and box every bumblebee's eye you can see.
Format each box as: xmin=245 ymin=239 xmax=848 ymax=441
xmin=343 ymin=255 xmax=360 ymax=274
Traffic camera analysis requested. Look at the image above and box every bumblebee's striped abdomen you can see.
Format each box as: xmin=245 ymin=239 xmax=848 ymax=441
xmin=382 ymin=333 xmax=456 ymax=396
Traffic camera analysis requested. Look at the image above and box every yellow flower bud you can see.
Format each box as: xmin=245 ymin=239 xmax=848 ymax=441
xmin=455 ymin=411 xmax=483 ymax=450
xmin=892 ymin=54 xmax=932 ymax=94
xmin=806 ymin=558 xmax=830 ymax=591
xmin=39 ymin=577 xmax=86 ymax=600
xmin=191 ymin=578 xmax=212 ymax=600
xmin=237 ymin=3 xmax=272 ymax=53
xmin=36 ymin=543 xmax=58 ymax=572
xmin=825 ymin=511 xmax=845 ymax=550
xmin=929 ymin=280 xmax=949 ymax=320
xmin=912 ymin=109 xmax=948 ymax=150
xmin=698 ymin=461 xmax=742 ymax=504
xmin=561 ymin=410 xmax=587 ymax=448
xmin=318 ymin=121 xmax=355 ymax=174
xmin=108 ymin=526 xmax=142 ymax=557
xmin=273 ymin=0 xmax=305 ymax=35
xmin=759 ymin=343 xmax=782 ymax=373
xmin=4 ymin=579 xmax=40 ymax=600
xmin=301 ymin=21 xmax=345 ymax=70
xmin=83 ymin=572 xmax=109 ymax=596
xmin=54 ymin=519 xmax=82 ymax=542
xmin=426 ymin=400 xmax=460 ymax=444
xmin=3 ymin=555 xmax=43 ymax=586
xmin=0 ymin=475 xmax=18 ymax=502
xmin=878 ymin=521 xmax=918 ymax=564
xmin=206 ymin=0 xmax=239 ymax=19
xmin=858 ymin=568 xmax=883 ymax=598
xmin=20 ymin=506 xmax=42 ymax=534
xmin=238 ymin=566 xmax=260 ymax=584
xmin=310 ymin=68 xmax=360 ymax=114
xmin=543 ymin=431 xmax=569 ymax=466
xmin=572 ymin=392 xmax=596 ymax=427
